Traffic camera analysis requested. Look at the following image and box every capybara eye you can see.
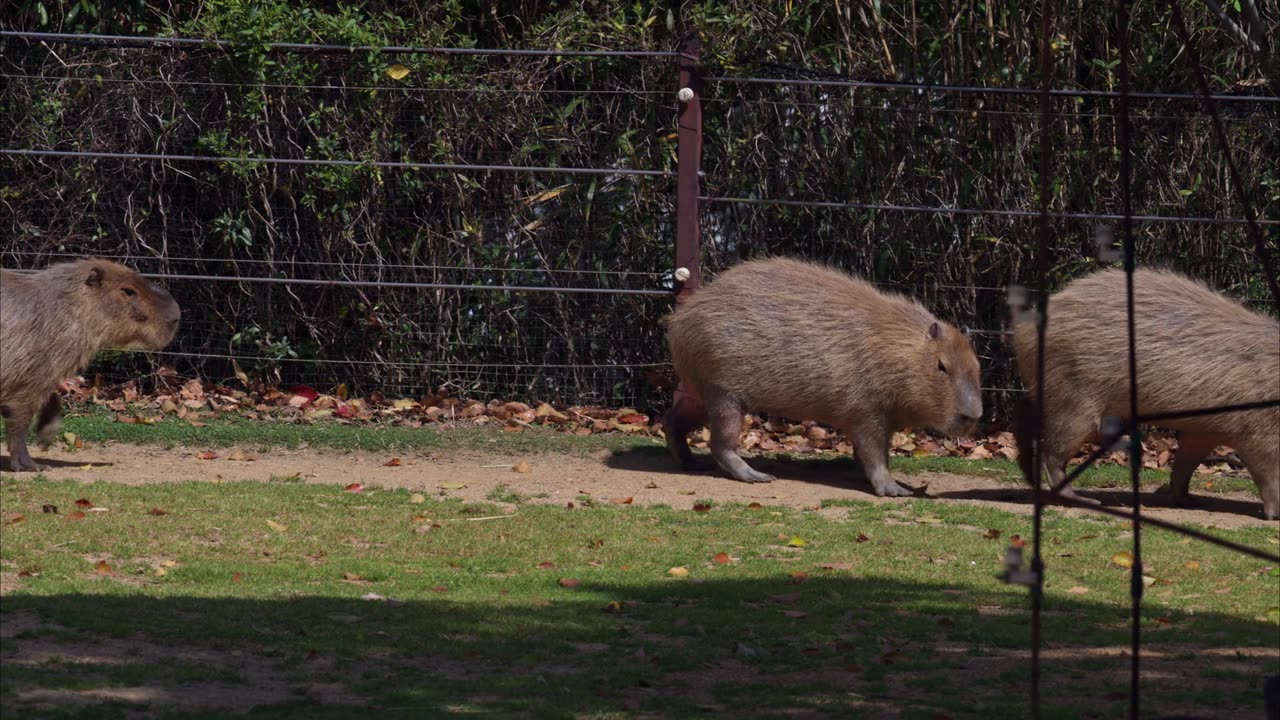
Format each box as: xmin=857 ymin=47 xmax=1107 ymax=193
xmin=121 ymin=287 xmax=137 ymax=297
xmin=938 ymin=361 xmax=949 ymax=375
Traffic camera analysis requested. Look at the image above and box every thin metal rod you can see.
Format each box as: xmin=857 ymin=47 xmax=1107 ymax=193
xmin=0 ymin=30 xmax=681 ymax=58
xmin=146 ymin=349 xmax=667 ymax=370
xmin=1163 ymin=0 xmax=1280 ymax=307
xmin=1138 ymin=399 xmax=1280 ymax=423
xmin=705 ymin=74 xmax=1279 ymax=103
xmin=1029 ymin=0 xmax=1056 ymax=716
xmin=699 ymin=196 xmax=1279 ymax=226
xmin=1 ymin=149 xmax=672 ymax=177
xmin=1056 ymin=496 xmax=1280 ymax=564
xmin=1115 ymin=0 xmax=1143 ymax=714
xmin=136 ymin=272 xmax=671 ymax=295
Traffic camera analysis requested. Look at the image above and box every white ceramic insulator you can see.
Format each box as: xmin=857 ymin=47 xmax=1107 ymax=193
xmin=674 ymin=267 xmax=691 ymax=282
xmin=677 ymin=87 xmax=695 ymax=103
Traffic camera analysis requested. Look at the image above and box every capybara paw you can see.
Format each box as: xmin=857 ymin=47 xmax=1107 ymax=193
xmin=874 ymin=482 xmax=912 ymax=498
xmin=9 ymin=460 xmax=49 ymax=473
xmin=734 ymin=469 xmax=776 ymax=484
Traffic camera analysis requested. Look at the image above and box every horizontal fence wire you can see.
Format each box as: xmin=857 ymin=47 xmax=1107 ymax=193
xmin=705 ymin=73 xmax=1280 ymax=103
xmin=0 ymin=31 xmax=683 ymax=58
xmin=1 ymin=149 xmax=673 ymax=177
xmin=700 ymin=196 xmax=1280 ymax=226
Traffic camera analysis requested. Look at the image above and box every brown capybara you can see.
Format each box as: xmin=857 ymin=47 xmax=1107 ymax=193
xmin=663 ymin=256 xmax=983 ymax=496
xmin=1010 ymin=267 xmax=1279 ymax=519
xmin=1 ymin=259 xmax=181 ymax=471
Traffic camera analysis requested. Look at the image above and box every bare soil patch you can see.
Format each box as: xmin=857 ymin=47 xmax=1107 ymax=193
xmin=8 ymin=441 xmax=1275 ymax=529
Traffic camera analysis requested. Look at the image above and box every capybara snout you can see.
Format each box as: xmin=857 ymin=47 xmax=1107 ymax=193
xmin=664 ymin=256 xmax=984 ymax=498
xmin=85 ymin=262 xmax=182 ymax=349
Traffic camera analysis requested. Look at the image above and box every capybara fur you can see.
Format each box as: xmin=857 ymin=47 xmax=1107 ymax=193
xmin=1 ymin=259 xmax=181 ymax=471
xmin=1010 ymin=267 xmax=1279 ymax=520
xmin=663 ymin=257 xmax=983 ymax=496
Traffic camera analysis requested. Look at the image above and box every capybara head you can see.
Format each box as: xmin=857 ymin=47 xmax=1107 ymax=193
xmin=919 ymin=321 xmax=983 ymax=437
xmin=80 ymin=259 xmax=181 ymax=350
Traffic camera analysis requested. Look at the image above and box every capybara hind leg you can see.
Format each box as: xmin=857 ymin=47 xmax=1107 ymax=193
xmin=35 ymin=393 xmax=63 ymax=451
xmin=1040 ymin=411 xmax=1102 ymax=505
xmin=1235 ymin=442 xmax=1279 ymax=521
xmin=664 ymin=379 xmax=713 ymax=471
xmin=2 ymin=402 xmax=46 ymax=472
xmin=1164 ymin=432 xmax=1217 ymax=508
xmin=851 ymin=424 xmax=909 ymax=497
xmin=707 ymin=396 xmax=773 ymax=483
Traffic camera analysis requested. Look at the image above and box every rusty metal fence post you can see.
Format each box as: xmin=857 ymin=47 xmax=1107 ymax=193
xmin=674 ymin=28 xmax=702 ymax=303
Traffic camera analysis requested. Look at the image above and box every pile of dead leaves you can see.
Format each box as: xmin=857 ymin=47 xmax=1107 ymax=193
xmin=57 ymin=371 xmax=1247 ymax=477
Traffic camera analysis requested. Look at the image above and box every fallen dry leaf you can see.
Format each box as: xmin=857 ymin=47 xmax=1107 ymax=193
xmin=66 ymin=510 xmax=87 ymax=521
xmin=747 ymin=502 xmax=764 ymax=510
xmin=693 ymin=503 xmax=712 ymax=512
xmin=409 ymin=493 xmax=425 ymax=504
xmin=818 ymin=562 xmax=855 ymax=571
xmin=855 ymin=533 xmax=870 ymax=543
xmin=668 ymin=566 xmax=689 ymax=578
xmin=41 ymin=504 xmax=58 ymax=514
xmin=345 ymin=483 xmax=364 ymax=493
xmin=558 ymin=578 xmax=582 ymax=588
xmin=512 ymin=461 xmax=531 ymax=473
xmin=609 ymin=496 xmax=635 ymax=505
xmin=94 ymin=560 xmax=114 ymax=576
xmin=983 ymin=529 xmax=1002 ymax=540
xmin=197 ymin=451 xmax=218 ymax=460
xmin=266 ymin=519 xmax=287 ymax=533
xmin=383 ymin=458 xmax=402 ymax=467
xmin=1185 ymin=561 xmax=1200 ymax=570
xmin=1067 ymin=586 xmax=1090 ymax=595
xmin=781 ymin=610 xmax=809 ymax=618
xmin=439 ymin=482 xmax=465 ymax=490
xmin=1112 ymin=551 xmax=1135 ymax=569
xmin=3 ymin=512 xmax=25 ymax=525
xmin=148 ymin=508 xmax=169 ymax=516
xmin=787 ymin=537 xmax=807 ymax=548
xmin=74 ymin=498 xmax=93 ymax=508
xmin=713 ymin=552 xmax=731 ymax=565
xmin=536 ymin=562 xmax=557 ymax=570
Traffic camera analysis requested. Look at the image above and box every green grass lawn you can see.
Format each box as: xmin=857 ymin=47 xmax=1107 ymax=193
xmin=2 ymin=469 xmax=1277 ymax=718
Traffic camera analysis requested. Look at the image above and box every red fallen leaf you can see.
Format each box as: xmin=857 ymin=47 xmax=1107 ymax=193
xmin=18 ymin=570 xmax=36 ymax=578
xmin=818 ymin=562 xmax=855 ymax=571
xmin=233 ymin=572 xmax=243 ymax=583
xmin=983 ymin=529 xmax=1002 ymax=540
xmin=1153 ymin=617 xmax=1172 ymax=626
xmin=342 ymin=572 xmax=366 ymax=583
xmin=41 ymin=504 xmax=58 ymax=514
xmin=94 ymin=560 xmax=114 ymax=576
xmin=66 ymin=510 xmax=87 ymax=521
xmin=855 ymin=533 xmax=870 ymax=543
xmin=781 ymin=610 xmax=809 ymax=618
xmin=788 ymin=571 xmax=809 ymax=584
xmin=537 ymin=562 xmax=557 ymax=570
xmin=432 ymin=585 xmax=448 ymax=593
xmin=566 ymin=502 xmax=575 ymax=509
xmin=609 ymin=496 xmax=634 ymax=505
xmin=289 ymin=385 xmax=319 ymax=402
xmin=345 ymin=483 xmax=364 ymax=493
xmin=197 ymin=451 xmax=218 ymax=460
xmin=334 ymin=405 xmax=355 ymax=419
xmin=558 ymin=578 xmax=582 ymax=588
xmin=747 ymin=502 xmax=764 ymax=510
xmin=693 ymin=504 xmax=712 ymax=512
xmin=617 ymin=413 xmax=647 ymax=425
xmin=148 ymin=508 xmax=169 ymax=516
xmin=4 ymin=513 xmax=26 ymax=525
xmin=74 ymin=498 xmax=93 ymax=508
xmin=1010 ymin=535 xmax=1026 ymax=548
xmin=383 ymin=458 xmax=402 ymax=467
xmin=713 ymin=552 xmax=731 ymax=564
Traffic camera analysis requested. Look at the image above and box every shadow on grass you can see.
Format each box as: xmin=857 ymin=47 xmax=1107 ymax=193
xmin=0 ymin=456 xmax=118 ymax=472
xmin=932 ymin=486 xmax=1271 ymax=521
xmin=3 ymin=576 xmax=1277 ymax=719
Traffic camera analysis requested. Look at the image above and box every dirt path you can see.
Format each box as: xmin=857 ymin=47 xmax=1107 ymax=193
xmin=8 ymin=441 xmax=1276 ymax=529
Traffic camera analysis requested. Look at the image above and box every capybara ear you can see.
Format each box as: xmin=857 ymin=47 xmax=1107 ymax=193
xmin=927 ymin=321 xmax=940 ymax=341
xmin=85 ymin=266 xmax=105 ymax=287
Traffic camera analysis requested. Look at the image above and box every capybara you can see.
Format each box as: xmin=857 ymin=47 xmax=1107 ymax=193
xmin=663 ymin=256 xmax=983 ymax=496
xmin=1010 ymin=267 xmax=1279 ymax=519
xmin=1 ymin=259 xmax=181 ymax=471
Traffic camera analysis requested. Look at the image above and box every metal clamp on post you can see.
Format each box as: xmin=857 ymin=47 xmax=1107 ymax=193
xmin=998 ymin=545 xmax=1040 ymax=587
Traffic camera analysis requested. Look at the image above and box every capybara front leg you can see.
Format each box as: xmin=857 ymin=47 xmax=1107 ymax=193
xmin=852 ymin=425 xmax=909 ymax=497
xmin=1165 ymin=431 xmax=1217 ymax=508
xmin=35 ymin=393 xmax=64 ymax=451
xmin=2 ymin=401 xmax=46 ymax=472
xmin=708 ymin=395 xmax=774 ymax=483
xmin=664 ymin=379 xmax=713 ymax=471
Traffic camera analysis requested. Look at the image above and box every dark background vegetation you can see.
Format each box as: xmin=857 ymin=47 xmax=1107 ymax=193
xmin=3 ymin=0 xmax=1277 ymax=417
